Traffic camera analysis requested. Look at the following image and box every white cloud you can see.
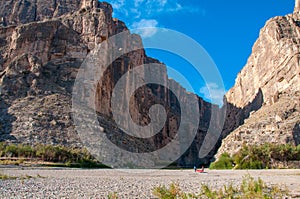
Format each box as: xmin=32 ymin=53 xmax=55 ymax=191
xmin=174 ymin=3 xmax=183 ymax=11
xmin=130 ymin=8 xmax=142 ymax=19
xmin=111 ymin=0 xmax=198 ymax=20
xmin=157 ymin=0 xmax=168 ymax=8
xmin=165 ymin=3 xmax=183 ymax=12
xmin=199 ymin=83 xmax=226 ymax=106
xmin=134 ymin=0 xmax=144 ymax=7
xmin=111 ymin=0 xmax=125 ymax=10
xmin=131 ymin=19 xmax=159 ymax=38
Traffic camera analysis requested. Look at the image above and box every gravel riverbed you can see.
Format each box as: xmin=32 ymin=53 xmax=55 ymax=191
xmin=0 ymin=168 xmax=300 ymax=198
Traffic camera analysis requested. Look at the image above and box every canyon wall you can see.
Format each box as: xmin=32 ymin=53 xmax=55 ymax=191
xmin=216 ymin=11 xmax=300 ymax=157
xmin=0 ymin=0 xmax=217 ymax=167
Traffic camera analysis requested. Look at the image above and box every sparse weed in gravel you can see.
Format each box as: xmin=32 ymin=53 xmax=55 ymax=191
xmin=153 ymin=175 xmax=289 ymax=199
xmin=201 ymin=174 xmax=288 ymax=199
xmin=108 ymin=192 xmax=118 ymax=199
xmin=0 ymin=173 xmax=17 ymax=180
xmin=153 ymin=183 xmax=197 ymax=199
xmin=0 ymin=173 xmax=45 ymax=181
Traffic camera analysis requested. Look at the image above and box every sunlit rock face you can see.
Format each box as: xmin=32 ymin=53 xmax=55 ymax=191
xmin=216 ymin=10 xmax=300 ymax=158
xmin=295 ymin=0 xmax=300 ymax=12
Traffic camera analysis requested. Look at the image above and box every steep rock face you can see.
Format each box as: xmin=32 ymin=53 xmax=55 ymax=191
xmin=226 ymin=14 xmax=299 ymax=108
xmin=0 ymin=1 xmax=117 ymax=146
xmin=217 ymin=12 xmax=300 ymax=157
xmin=0 ymin=0 xmax=217 ymax=166
xmin=0 ymin=0 xmax=81 ymax=25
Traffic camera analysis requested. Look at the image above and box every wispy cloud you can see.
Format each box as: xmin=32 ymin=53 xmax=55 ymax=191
xmin=111 ymin=0 xmax=125 ymax=10
xmin=199 ymin=83 xmax=226 ymax=106
xmin=131 ymin=19 xmax=159 ymax=38
xmin=110 ymin=0 xmax=201 ymax=30
xmin=134 ymin=0 xmax=144 ymax=7
xmin=166 ymin=3 xmax=183 ymax=12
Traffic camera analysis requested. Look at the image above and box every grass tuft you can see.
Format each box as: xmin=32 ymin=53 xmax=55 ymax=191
xmin=108 ymin=192 xmax=118 ymax=199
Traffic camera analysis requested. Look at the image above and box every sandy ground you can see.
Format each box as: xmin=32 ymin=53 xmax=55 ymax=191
xmin=0 ymin=168 xmax=299 ymax=198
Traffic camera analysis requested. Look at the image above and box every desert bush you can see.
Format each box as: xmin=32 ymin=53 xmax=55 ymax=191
xmin=209 ymin=153 xmax=234 ymax=170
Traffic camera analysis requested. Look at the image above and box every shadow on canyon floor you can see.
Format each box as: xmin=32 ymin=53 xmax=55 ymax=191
xmin=293 ymin=122 xmax=300 ymax=146
xmin=0 ymin=96 xmax=17 ymax=142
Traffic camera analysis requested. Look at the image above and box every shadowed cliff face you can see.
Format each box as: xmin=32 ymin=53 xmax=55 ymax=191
xmin=293 ymin=122 xmax=300 ymax=146
xmin=0 ymin=97 xmax=16 ymax=142
xmin=215 ymin=89 xmax=265 ymax=158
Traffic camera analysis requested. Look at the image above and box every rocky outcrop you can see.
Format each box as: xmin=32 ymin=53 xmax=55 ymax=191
xmin=216 ymin=12 xmax=300 ymax=158
xmin=295 ymin=0 xmax=300 ymax=12
xmin=0 ymin=0 xmax=81 ymax=26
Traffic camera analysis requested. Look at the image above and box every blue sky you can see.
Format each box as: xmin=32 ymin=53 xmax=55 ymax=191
xmin=108 ymin=0 xmax=294 ymax=105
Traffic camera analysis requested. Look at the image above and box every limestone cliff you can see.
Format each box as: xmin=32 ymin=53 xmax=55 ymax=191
xmin=0 ymin=0 xmax=82 ymax=25
xmin=216 ymin=11 xmax=300 ymax=157
xmin=0 ymin=0 xmax=117 ymax=145
xmin=0 ymin=0 xmax=216 ymax=166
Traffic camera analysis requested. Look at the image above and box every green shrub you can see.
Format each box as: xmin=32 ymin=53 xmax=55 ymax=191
xmin=18 ymin=144 xmax=34 ymax=158
xmin=108 ymin=192 xmax=118 ymax=199
xmin=4 ymin=144 xmax=18 ymax=157
xmin=209 ymin=153 xmax=234 ymax=170
xmin=153 ymin=183 xmax=196 ymax=199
